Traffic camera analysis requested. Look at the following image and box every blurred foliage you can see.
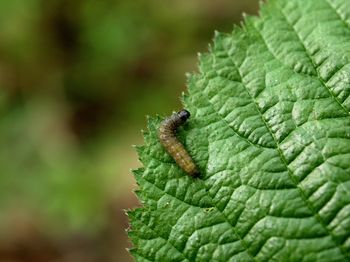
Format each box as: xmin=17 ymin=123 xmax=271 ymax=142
xmin=0 ymin=0 xmax=259 ymax=260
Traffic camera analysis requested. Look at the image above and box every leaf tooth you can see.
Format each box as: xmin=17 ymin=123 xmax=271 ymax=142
xmin=188 ymin=72 xmax=199 ymax=83
xmin=214 ymin=30 xmax=221 ymax=38
xmin=131 ymin=169 xmax=148 ymax=202
xmin=146 ymin=116 xmax=160 ymax=133
xmin=185 ymin=72 xmax=192 ymax=79
xmin=146 ymin=116 xmax=161 ymax=131
xmin=127 ymin=231 xmax=139 ymax=245
xmin=128 ymin=248 xmax=139 ymax=258
xmin=126 ymin=209 xmax=137 ymax=221
xmin=134 ymin=191 xmax=149 ymax=207
xmin=140 ymin=128 xmax=148 ymax=136
xmin=186 ymin=73 xmax=203 ymax=99
xmin=134 ymin=145 xmax=145 ymax=155
xmin=213 ymin=30 xmax=227 ymax=41
xmin=155 ymin=114 xmax=162 ymax=121
xmin=198 ymin=53 xmax=213 ymax=74
xmin=180 ymin=91 xmax=190 ymax=106
xmin=241 ymin=11 xmax=259 ymax=30
xmin=232 ymin=23 xmax=239 ymax=32
xmin=124 ymin=207 xmax=134 ymax=218
xmin=258 ymin=0 xmax=264 ymax=9
xmin=185 ymin=74 xmax=195 ymax=92
xmin=208 ymin=42 xmax=213 ymax=53
xmin=258 ymin=0 xmax=271 ymax=16
xmin=133 ymin=177 xmax=143 ymax=188
xmin=125 ymin=209 xmax=138 ymax=239
xmin=135 ymin=146 xmax=153 ymax=166
xmin=132 ymin=167 xmax=144 ymax=177
xmin=135 ymin=117 xmax=162 ymax=161
xmin=145 ymin=114 xmax=152 ymax=126
xmin=131 ymin=144 xmax=144 ymax=158
xmin=127 ymin=247 xmax=137 ymax=255
xmin=128 ymin=207 xmax=146 ymax=221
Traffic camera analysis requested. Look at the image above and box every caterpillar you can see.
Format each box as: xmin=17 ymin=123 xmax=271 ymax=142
xmin=158 ymin=109 xmax=200 ymax=177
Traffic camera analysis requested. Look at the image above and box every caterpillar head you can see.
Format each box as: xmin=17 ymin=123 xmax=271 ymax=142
xmin=178 ymin=109 xmax=190 ymax=121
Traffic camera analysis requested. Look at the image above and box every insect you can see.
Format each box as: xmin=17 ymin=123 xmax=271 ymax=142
xmin=158 ymin=109 xmax=200 ymax=177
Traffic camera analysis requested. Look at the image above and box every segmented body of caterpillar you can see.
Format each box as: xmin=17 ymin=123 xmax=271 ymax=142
xmin=158 ymin=109 xmax=200 ymax=177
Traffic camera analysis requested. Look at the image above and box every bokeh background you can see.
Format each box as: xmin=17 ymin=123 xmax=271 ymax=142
xmin=0 ymin=1 xmax=259 ymax=261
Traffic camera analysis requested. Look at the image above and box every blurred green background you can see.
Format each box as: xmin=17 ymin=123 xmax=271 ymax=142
xmin=0 ymin=1 xmax=259 ymax=261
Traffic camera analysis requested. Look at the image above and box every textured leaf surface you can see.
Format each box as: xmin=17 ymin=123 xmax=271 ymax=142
xmin=129 ymin=0 xmax=350 ymax=261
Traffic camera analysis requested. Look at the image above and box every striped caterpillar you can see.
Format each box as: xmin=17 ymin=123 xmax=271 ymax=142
xmin=158 ymin=109 xmax=200 ymax=177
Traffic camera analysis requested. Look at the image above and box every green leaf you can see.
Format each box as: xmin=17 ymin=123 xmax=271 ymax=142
xmin=128 ymin=0 xmax=350 ymax=261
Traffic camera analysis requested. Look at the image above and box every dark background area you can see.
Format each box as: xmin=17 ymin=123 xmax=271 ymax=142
xmin=0 ymin=1 xmax=259 ymax=261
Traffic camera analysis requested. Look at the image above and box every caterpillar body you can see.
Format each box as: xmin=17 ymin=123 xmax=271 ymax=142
xmin=158 ymin=109 xmax=200 ymax=177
